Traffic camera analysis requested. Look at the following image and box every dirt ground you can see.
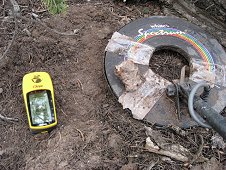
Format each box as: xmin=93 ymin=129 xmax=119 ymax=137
xmin=0 ymin=0 xmax=225 ymax=170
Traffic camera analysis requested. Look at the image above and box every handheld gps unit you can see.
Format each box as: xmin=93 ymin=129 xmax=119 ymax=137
xmin=22 ymin=72 xmax=57 ymax=133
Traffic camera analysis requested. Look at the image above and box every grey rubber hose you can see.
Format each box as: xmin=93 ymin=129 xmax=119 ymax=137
xmin=188 ymin=82 xmax=212 ymax=128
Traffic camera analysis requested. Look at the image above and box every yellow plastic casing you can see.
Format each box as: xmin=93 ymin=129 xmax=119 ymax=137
xmin=22 ymin=72 xmax=57 ymax=133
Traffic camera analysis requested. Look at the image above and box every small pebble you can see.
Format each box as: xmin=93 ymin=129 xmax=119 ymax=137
xmin=103 ymin=104 xmax=109 ymax=108
xmin=0 ymin=88 xmax=3 ymax=94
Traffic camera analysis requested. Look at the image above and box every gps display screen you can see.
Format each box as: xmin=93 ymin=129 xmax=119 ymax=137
xmin=28 ymin=90 xmax=54 ymax=126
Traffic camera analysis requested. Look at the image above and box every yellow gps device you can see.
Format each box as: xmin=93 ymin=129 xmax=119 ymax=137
xmin=22 ymin=72 xmax=57 ymax=133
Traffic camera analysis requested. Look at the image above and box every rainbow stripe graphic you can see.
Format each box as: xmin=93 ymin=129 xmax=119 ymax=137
xmin=132 ymin=28 xmax=215 ymax=71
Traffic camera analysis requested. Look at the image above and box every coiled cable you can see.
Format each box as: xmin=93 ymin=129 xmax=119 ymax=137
xmin=188 ymin=82 xmax=212 ymax=128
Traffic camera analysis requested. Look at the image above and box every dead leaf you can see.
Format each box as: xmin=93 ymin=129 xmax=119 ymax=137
xmin=211 ymin=134 xmax=226 ymax=150
xmin=115 ymin=60 xmax=144 ymax=92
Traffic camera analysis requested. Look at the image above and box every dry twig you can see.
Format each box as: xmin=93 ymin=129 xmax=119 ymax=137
xmin=145 ymin=137 xmax=190 ymax=162
xmin=0 ymin=113 xmax=19 ymax=122
xmin=76 ymin=128 xmax=85 ymax=141
xmin=0 ymin=0 xmax=19 ymax=64
xmin=77 ymin=79 xmax=83 ymax=91
xmin=17 ymin=13 xmax=82 ymax=36
xmin=184 ymin=134 xmax=205 ymax=167
xmin=31 ymin=13 xmax=79 ymax=36
xmin=60 ymin=108 xmax=68 ymax=117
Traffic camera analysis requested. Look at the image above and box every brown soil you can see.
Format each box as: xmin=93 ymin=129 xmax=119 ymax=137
xmin=0 ymin=1 xmax=225 ymax=170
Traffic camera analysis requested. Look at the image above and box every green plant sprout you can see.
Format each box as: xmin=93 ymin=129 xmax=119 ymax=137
xmin=42 ymin=0 xmax=68 ymax=14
